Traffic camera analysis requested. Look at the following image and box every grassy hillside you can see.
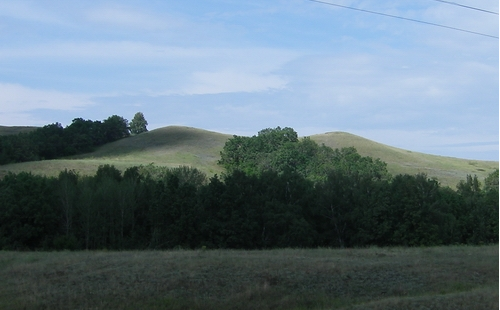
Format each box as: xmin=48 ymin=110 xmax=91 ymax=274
xmin=0 ymin=126 xmax=231 ymax=178
xmin=0 ymin=125 xmax=38 ymax=136
xmin=310 ymin=132 xmax=498 ymax=188
xmin=0 ymin=126 xmax=497 ymax=187
xmin=0 ymin=246 xmax=497 ymax=309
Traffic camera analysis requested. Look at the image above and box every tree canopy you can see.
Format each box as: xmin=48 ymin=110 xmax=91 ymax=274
xmin=218 ymin=126 xmax=389 ymax=182
xmin=0 ymin=165 xmax=497 ymax=250
xmin=129 ymin=112 xmax=148 ymax=135
xmin=0 ymin=114 xmax=131 ymax=165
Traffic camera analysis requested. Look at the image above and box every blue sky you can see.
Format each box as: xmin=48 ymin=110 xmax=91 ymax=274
xmin=0 ymin=0 xmax=498 ymax=160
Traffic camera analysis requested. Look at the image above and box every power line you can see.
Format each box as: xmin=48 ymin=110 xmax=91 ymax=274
xmin=431 ymin=0 xmax=498 ymax=15
xmin=306 ymin=0 xmax=499 ymax=39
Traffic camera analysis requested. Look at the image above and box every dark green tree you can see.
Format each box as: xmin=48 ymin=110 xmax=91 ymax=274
xmin=484 ymin=169 xmax=499 ymax=192
xmin=75 ymin=176 xmax=101 ymax=249
xmin=149 ymin=174 xmax=200 ymax=249
xmin=34 ymin=123 xmax=65 ymax=159
xmin=218 ymin=127 xmax=299 ymax=175
xmin=0 ymin=132 xmax=38 ymax=164
xmin=129 ymin=112 xmax=148 ymax=135
xmin=102 ymin=115 xmax=130 ymax=142
xmin=456 ymin=175 xmax=482 ymax=243
xmin=387 ymin=174 xmax=448 ymax=246
xmin=198 ymin=174 xmax=229 ymax=248
xmin=218 ymin=135 xmax=259 ymax=174
xmin=57 ymin=169 xmax=79 ymax=238
xmin=64 ymin=118 xmax=99 ymax=154
xmin=456 ymin=174 xmax=498 ymax=244
xmin=482 ymin=170 xmax=499 ymax=243
xmin=218 ymin=127 xmax=390 ymax=183
xmin=0 ymin=172 xmax=59 ymax=250
xmin=95 ymin=164 xmax=122 ymax=182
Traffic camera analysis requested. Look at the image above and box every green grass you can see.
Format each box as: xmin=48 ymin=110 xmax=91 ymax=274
xmin=0 ymin=246 xmax=497 ymax=309
xmin=0 ymin=125 xmax=38 ymax=136
xmin=0 ymin=126 xmax=230 ymax=178
xmin=0 ymin=126 xmax=497 ymax=187
xmin=311 ymin=132 xmax=498 ymax=188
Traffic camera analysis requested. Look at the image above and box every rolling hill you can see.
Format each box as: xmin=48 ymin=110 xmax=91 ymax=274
xmin=0 ymin=126 xmax=497 ymax=188
xmin=310 ymin=132 xmax=498 ymax=188
xmin=0 ymin=125 xmax=38 ymax=136
xmin=0 ymin=126 xmax=230 ymax=178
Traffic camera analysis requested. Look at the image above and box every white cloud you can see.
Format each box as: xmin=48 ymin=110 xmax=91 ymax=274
xmin=0 ymin=41 xmax=297 ymax=70
xmin=288 ymin=53 xmax=455 ymax=109
xmin=0 ymin=1 xmax=63 ymax=24
xmin=85 ymin=5 xmax=179 ymax=30
xmin=0 ymin=42 xmax=298 ymax=97
xmin=0 ymin=41 xmax=203 ymax=62
xmin=184 ymin=70 xmax=288 ymax=94
xmin=0 ymin=112 xmax=48 ymax=127
xmin=422 ymin=0 xmax=498 ymax=37
xmin=0 ymin=83 xmax=94 ymax=114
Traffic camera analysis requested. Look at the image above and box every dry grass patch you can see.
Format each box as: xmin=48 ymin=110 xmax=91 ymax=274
xmin=0 ymin=246 xmax=497 ymax=309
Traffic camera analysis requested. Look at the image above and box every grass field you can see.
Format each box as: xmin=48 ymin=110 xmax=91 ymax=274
xmin=0 ymin=246 xmax=497 ymax=309
xmin=0 ymin=125 xmax=38 ymax=136
xmin=0 ymin=126 xmax=497 ymax=187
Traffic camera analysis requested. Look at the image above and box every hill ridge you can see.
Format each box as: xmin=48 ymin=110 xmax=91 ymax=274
xmin=0 ymin=125 xmax=497 ymax=187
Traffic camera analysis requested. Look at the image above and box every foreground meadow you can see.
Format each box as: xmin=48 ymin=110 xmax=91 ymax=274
xmin=0 ymin=246 xmax=497 ymax=309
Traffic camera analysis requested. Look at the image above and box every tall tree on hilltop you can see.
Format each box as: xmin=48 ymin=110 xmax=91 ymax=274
xmin=102 ymin=115 xmax=130 ymax=142
xmin=129 ymin=112 xmax=148 ymax=135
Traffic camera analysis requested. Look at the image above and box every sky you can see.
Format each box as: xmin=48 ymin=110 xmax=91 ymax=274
xmin=0 ymin=0 xmax=498 ymax=160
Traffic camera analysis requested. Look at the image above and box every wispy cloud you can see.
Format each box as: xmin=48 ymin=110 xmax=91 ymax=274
xmin=0 ymin=83 xmax=94 ymax=114
xmin=422 ymin=0 xmax=498 ymax=37
xmin=85 ymin=5 xmax=180 ymax=30
xmin=184 ymin=71 xmax=288 ymax=95
xmin=287 ymin=53 xmax=456 ymax=109
xmin=0 ymin=1 xmax=63 ymax=24
xmin=0 ymin=41 xmax=202 ymax=62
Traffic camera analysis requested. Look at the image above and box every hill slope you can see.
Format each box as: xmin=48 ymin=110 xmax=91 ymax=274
xmin=310 ymin=132 xmax=498 ymax=188
xmin=0 ymin=126 xmax=231 ymax=178
xmin=0 ymin=125 xmax=38 ymax=136
xmin=0 ymin=126 xmax=497 ymax=188
xmin=74 ymin=126 xmax=231 ymax=174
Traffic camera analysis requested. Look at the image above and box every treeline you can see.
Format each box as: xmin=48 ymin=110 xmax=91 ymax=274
xmin=0 ymin=164 xmax=497 ymax=251
xmin=0 ymin=126 xmax=497 ymax=250
xmin=0 ymin=115 xmax=130 ymax=164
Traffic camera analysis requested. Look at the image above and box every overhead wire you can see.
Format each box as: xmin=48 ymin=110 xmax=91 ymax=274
xmin=430 ymin=0 xmax=498 ymax=15
xmin=306 ymin=0 xmax=499 ymax=39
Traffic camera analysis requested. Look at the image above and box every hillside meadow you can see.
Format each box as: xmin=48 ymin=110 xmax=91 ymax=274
xmin=0 ymin=125 xmax=38 ymax=136
xmin=0 ymin=126 xmax=497 ymax=188
xmin=0 ymin=245 xmax=497 ymax=309
xmin=311 ymin=132 xmax=498 ymax=188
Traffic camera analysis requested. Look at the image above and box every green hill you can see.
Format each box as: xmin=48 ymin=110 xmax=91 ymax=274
xmin=0 ymin=126 xmax=497 ymax=188
xmin=310 ymin=132 xmax=498 ymax=188
xmin=0 ymin=125 xmax=38 ymax=136
xmin=0 ymin=126 xmax=231 ymax=178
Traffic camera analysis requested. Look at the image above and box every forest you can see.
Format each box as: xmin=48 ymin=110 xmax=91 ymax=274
xmin=0 ymin=115 xmax=131 ymax=165
xmin=0 ymin=126 xmax=497 ymax=250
